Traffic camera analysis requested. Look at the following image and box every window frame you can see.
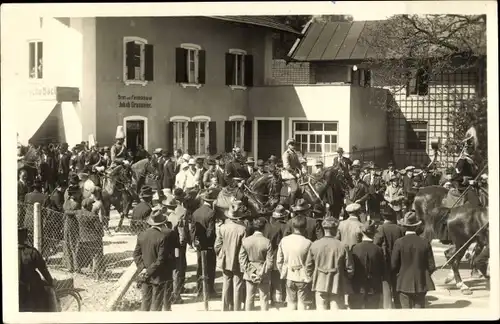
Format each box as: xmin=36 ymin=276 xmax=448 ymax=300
xmin=406 ymin=120 xmax=429 ymax=152
xmin=228 ymin=49 xmax=247 ymax=90
xmin=123 ymin=36 xmax=148 ymax=86
xmin=406 ymin=66 xmax=430 ymax=96
xmin=228 ymin=115 xmax=247 ymax=149
xmin=180 ymin=43 xmax=202 ymax=89
xmin=28 ymin=40 xmax=43 ymax=80
xmin=291 ymin=120 xmax=340 ymax=156
xmin=192 ymin=115 xmax=211 ymax=155
xmin=123 ymin=115 xmax=149 ymax=151
xmin=170 ymin=116 xmax=191 ymax=153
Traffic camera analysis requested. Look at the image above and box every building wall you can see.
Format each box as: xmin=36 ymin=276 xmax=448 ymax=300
xmin=94 ymin=17 xmax=272 ymax=150
xmin=271 ymin=59 xmax=315 ymax=85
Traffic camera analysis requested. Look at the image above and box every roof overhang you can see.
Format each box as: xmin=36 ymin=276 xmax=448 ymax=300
xmin=209 ymin=16 xmax=301 ymax=35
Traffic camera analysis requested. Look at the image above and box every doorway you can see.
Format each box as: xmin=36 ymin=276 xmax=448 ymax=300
xmin=125 ymin=119 xmax=145 ymax=156
xmin=255 ymin=118 xmax=284 ymax=161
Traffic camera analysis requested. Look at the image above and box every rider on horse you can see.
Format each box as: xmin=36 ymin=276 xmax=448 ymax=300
xmin=281 ymin=138 xmax=301 ymax=206
xmin=224 ymin=147 xmax=248 ymax=185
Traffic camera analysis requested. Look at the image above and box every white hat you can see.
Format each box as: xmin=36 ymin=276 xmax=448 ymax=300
xmin=88 ymin=134 xmax=96 ymax=147
xmin=181 ymin=162 xmax=189 ymax=169
xmin=405 ymin=166 xmax=415 ymax=172
xmin=352 ymin=159 xmax=361 ymax=166
xmin=188 ymin=158 xmax=196 ymax=165
xmin=115 ymin=126 xmax=125 ymax=139
xmin=480 ymin=174 xmax=488 ymax=180
xmin=153 ymin=148 xmax=163 ymax=154
xmin=182 ymin=153 xmax=191 ymax=161
xmin=345 ymin=203 xmax=361 ymax=214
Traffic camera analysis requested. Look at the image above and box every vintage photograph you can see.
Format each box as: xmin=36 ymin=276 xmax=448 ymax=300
xmin=1 ymin=1 xmax=497 ymax=321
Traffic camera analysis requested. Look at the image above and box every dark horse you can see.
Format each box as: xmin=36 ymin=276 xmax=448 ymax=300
xmin=129 ymin=157 xmax=160 ymax=201
xmin=413 ymin=185 xmax=489 ymax=295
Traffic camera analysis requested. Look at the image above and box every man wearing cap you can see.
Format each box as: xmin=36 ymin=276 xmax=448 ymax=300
xmin=401 ymin=166 xmax=415 ymax=196
xmin=284 ymin=199 xmax=323 ymax=243
xmin=454 ymin=144 xmax=478 ymax=189
xmin=162 ymin=151 xmax=176 ymax=191
xmin=349 ymin=220 xmax=385 ymax=309
xmin=277 ymin=215 xmax=313 ymax=310
xmin=346 ymin=169 xmax=369 ymax=222
xmin=305 ymin=217 xmax=353 ymax=310
xmin=247 ymin=159 xmax=267 ymax=184
xmin=245 ymin=157 xmax=256 ymax=177
xmin=391 ymin=212 xmax=436 ymax=309
xmin=336 ymin=203 xmax=363 ymax=250
xmin=314 ymin=160 xmax=324 ymax=175
xmin=214 ymin=200 xmax=248 ymax=311
xmin=382 ymin=161 xmax=396 ymax=186
xmin=191 ymin=188 xmax=219 ymax=298
xmin=184 ymin=158 xmax=200 ymax=191
xmin=133 ymin=207 xmax=177 ymax=311
xmin=130 ymin=186 xmax=154 ymax=233
xmin=239 ymin=217 xmax=274 ymax=311
xmin=282 ymin=138 xmax=301 ymax=205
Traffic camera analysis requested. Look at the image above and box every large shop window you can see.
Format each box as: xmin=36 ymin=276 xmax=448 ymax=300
xmin=293 ymin=121 xmax=339 ymax=155
xmin=225 ymin=49 xmax=253 ymax=89
xmin=406 ymin=67 xmax=429 ymax=96
xmin=29 ymin=41 xmax=43 ymax=79
xmin=168 ymin=116 xmax=217 ymax=155
xmin=176 ymin=44 xmax=206 ymax=88
xmin=123 ymin=36 xmax=154 ymax=86
xmin=406 ymin=121 xmax=428 ymax=151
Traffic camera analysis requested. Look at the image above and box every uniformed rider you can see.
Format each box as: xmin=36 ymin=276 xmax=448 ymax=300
xmin=224 ymin=147 xmax=247 ymax=185
xmin=110 ymin=126 xmax=130 ymax=168
xmin=281 ymin=138 xmax=301 ymax=205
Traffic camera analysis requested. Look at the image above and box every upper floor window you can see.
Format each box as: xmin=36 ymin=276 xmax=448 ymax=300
xmin=407 ymin=67 xmax=429 ymax=96
xmin=176 ymin=44 xmax=206 ymax=88
xmin=123 ymin=36 xmax=154 ymax=86
xmin=226 ymin=49 xmax=254 ymax=89
xmin=29 ymin=41 xmax=43 ymax=79
xmin=293 ymin=121 xmax=338 ymax=155
xmin=406 ymin=121 xmax=428 ymax=151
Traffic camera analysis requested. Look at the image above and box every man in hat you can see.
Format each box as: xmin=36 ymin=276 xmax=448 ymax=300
xmin=57 ymin=143 xmax=72 ymax=183
xmin=374 ymin=206 xmax=405 ymax=309
xmin=62 ymin=183 xmax=82 ymax=272
xmin=332 ymin=147 xmax=352 ymax=174
xmin=305 ymin=217 xmax=353 ymax=310
xmin=202 ymin=159 xmax=219 ymax=189
xmin=245 ymin=157 xmax=256 ymax=177
xmin=110 ymin=126 xmax=130 ymax=166
xmin=162 ymin=151 xmax=176 ymax=191
xmin=133 ymin=207 xmax=177 ymax=311
xmin=224 ymin=147 xmax=246 ymax=185
xmin=214 ymin=155 xmax=226 ymax=187
xmin=382 ymin=161 xmax=396 ymax=186
xmin=349 ymin=220 xmax=385 ymax=309
xmin=401 ymin=166 xmax=415 ymax=197
xmin=151 ymin=148 xmax=164 ymax=190
xmin=100 ymin=146 xmax=111 ymax=168
xmin=314 ymin=160 xmax=324 ymax=175
xmin=73 ymin=144 xmax=87 ymax=174
xmin=49 ymin=178 xmax=67 ymax=213
xmin=416 ymin=166 xmax=437 ymax=187
xmin=277 ymin=215 xmax=313 ymax=311
xmin=195 ymin=157 xmax=207 ymax=189
xmin=23 ymin=179 xmax=50 ymax=242
xmin=267 ymin=155 xmax=278 ymax=171
xmin=281 ymin=138 xmax=301 ymax=205
xmin=248 ymin=159 xmax=267 ymax=184
xmin=384 ymin=175 xmax=405 ymax=222
xmin=299 ymin=157 xmax=309 ymax=176
xmin=363 ymin=164 xmax=384 ymax=222
xmin=284 ymin=199 xmax=323 ymax=243
xmin=336 ymin=203 xmax=363 ymax=250
xmin=346 ymin=169 xmax=369 ymax=222
xmin=134 ymin=144 xmax=150 ymax=163
xmin=191 ymin=188 xmax=219 ymax=298
xmin=391 ymin=211 xmax=436 ymax=309
xmin=165 ymin=191 xmax=191 ymax=304
xmin=131 ymin=186 xmax=154 ymax=233
xmin=214 ymin=200 xmax=248 ymax=311
xmin=239 ymin=217 xmax=274 ymax=311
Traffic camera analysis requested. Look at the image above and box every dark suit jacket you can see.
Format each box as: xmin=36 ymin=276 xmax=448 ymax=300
xmin=58 ymin=151 xmax=72 ymax=176
xmin=263 ymin=218 xmax=288 ymax=252
xmin=351 ymin=240 xmax=386 ymax=294
xmin=131 ymin=201 xmax=153 ymax=222
xmin=191 ymin=204 xmax=216 ymax=249
xmin=332 ymin=156 xmax=352 ymax=170
xmin=347 ymin=180 xmax=369 ymax=206
xmin=162 ymin=159 xmax=176 ymax=189
xmin=284 ymin=215 xmax=323 ymax=242
xmin=374 ymin=222 xmax=405 ymax=278
xmin=133 ymin=226 xmax=176 ymax=283
xmin=391 ymin=233 xmax=436 ymax=293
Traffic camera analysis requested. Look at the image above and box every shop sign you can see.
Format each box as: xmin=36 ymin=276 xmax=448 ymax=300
xmin=118 ymin=94 xmax=153 ymax=108
xmin=28 ymin=85 xmax=57 ymax=101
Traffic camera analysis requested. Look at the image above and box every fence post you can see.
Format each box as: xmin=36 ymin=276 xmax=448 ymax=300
xmin=33 ymin=202 xmax=42 ymax=251
xmin=201 ymin=250 xmax=209 ymax=311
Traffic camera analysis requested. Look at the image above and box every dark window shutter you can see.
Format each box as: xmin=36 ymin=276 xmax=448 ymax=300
xmin=144 ymin=44 xmax=154 ymax=81
xmin=224 ymin=121 xmax=233 ymax=153
xmin=208 ymin=121 xmax=217 ymax=155
xmin=243 ymin=120 xmax=252 ymax=152
xmin=244 ymin=55 xmax=254 ymax=87
xmin=175 ymin=47 xmax=188 ymax=83
xmin=198 ymin=50 xmax=206 ymax=85
xmin=126 ymin=41 xmax=136 ymax=80
xmin=225 ymin=53 xmax=235 ymax=86
xmin=187 ymin=122 xmax=196 ymax=155
xmin=167 ymin=122 xmax=174 ymax=154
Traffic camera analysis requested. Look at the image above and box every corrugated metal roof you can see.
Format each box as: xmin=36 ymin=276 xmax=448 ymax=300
xmin=210 ymin=16 xmax=301 ymax=34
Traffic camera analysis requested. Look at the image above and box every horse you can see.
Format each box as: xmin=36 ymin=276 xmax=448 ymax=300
xmin=129 ymin=157 xmax=161 ymax=201
xmin=413 ymin=185 xmax=489 ymax=295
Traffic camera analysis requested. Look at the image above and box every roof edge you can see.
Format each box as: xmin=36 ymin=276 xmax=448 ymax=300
xmin=209 ymin=16 xmax=301 ymax=35
xmin=286 ymin=19 xmax=313 ymax=59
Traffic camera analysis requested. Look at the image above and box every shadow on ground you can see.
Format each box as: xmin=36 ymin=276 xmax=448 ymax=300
xmin=427 ymin=300 xmax=471 ymax=309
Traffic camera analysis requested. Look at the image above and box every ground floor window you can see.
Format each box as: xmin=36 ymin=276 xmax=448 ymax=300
xmin=293 ymin=121 xmax=339 ymax=155
xmin=229 ymin=118 xmax=245 ymax=149
xmin=192 ymin=116 xmax=210 ymax=155
xmin=171 ymin=118 xmax=189 ymax=152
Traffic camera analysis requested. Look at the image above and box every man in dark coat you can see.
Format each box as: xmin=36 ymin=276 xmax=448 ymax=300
xmin=134 ymin=144 xmax=150 ymax=163
xmin=373 ymin=207 xmax=405 ymax=309
xmin=332 ymin=147 xmax=352 ymax=174
xmin=416 ymin=166 xmax=438 ymax=187
xmin=349 ymin=220 xmax=385 ymax=309
xmin=284 ymin=199 xmax=323 ymax=242
xmin=152 ymin=148 xmax=165 ymax=191
xmin=62 ymin=184 xmax=82 ymax=272
xmin=363 ymin=165 xmax=385 ymax=222
xmin=133 ymin=208 xmax=177 ymax=311
xmin=215 ymin=155 xmax=226 ymax=187
xmin=23 ymin=179 xmax=49 ymax=241
xmin=346 ymin=169 xmax=370 ymax=222
xmin=131 ymin=186 xmax=154 ymax=232
xmin=224 ymin=147 xmax=247 ymax=184
xmin=18 ymin=169 xmax=29 ymax=202
xmin=392 ymin=211 xmax=436 ymax=308
xmin=76 ymin=198 xmax=104 ymax=274
xmin=191 ymin=188 xmax=218 ymax=297
xmin=58 ymin=143 xmax=72 ymax=183
xmin=262 ymin=205 xmax=290 ymax=308
xmin=162 ymin=152 xmax=176 ymax=191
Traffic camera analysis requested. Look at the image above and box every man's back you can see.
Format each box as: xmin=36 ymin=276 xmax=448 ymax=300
xmin=351 ymin=241 xmax=385 ymax=294
xmin=336 ymin=217 xmax=362 ymax=249
xmin=215 ymin=220 xmax=247 ymax=272
xmin=242 ymin=232 xmax=271 ymax=262
xmin=133 ymin=227 xmax=174 ymax=283
xmin=278 ymin=233 xmax=312 ymax=282
xmin=192 ymin=204 xmax=216 ymax=248
xmin=374 ymin=222 xmax=404 ymax=263
xmin=131 ymin=201 xmax=152 ymax=222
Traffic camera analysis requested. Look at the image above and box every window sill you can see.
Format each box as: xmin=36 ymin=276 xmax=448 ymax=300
xmin=180 ymin=83 xmax=202 ymax=89
xmin=124 ymin=80 xmax=148 ymax=87
xmin=229 ymin=85 xmax=247 ymax=91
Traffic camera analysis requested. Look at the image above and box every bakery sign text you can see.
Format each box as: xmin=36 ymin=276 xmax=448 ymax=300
xmin=118 ymin=94 xmax=153 ymax=108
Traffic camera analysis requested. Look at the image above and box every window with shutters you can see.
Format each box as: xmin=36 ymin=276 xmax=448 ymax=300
xmin=170 ymin=116 xmax=190 ymax=152
xmin=28 ymin=40 xmax=43 ymax=79
xmin=226 ymin=49 xmax=253 ymax=90
xmin=192 ymin=116 xmax=210 ymax=155
xmin=406 ymin=67 xmax=429 ymax=96
xmin=123 ymin=36 xmax=154 ymax=86
xmin=228 ymin=115 xmax=246 ymax=149
xmin=177 ymin=43 xmax=204 ymax=89
xmin=406 ymin=121 xmax=428 ymax=151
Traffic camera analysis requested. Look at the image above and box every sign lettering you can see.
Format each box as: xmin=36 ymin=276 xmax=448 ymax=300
xmin=118 ymin=94 xmax=153 ymax=109
xmin=29 ymin=85 xmax=57 ymax=101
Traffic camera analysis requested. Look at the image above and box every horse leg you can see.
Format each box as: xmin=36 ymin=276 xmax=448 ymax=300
xmin=445 ymin=240 xmax=474 ymax=295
